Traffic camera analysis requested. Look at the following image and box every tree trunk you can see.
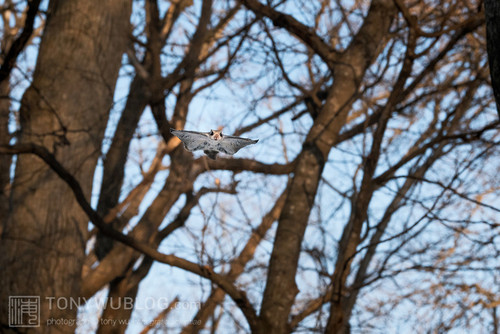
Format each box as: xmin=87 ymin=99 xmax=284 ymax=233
xmin=0 ymin=80 xmax=11 ymax=226
xmin=94 ymin=74 xmax=148 ymax=260
xmin=256 ymin=1 xmax=396 ymax=332
xmin=97 ymin=258 xmax=153 ymax=334
xmin=484 ymin=0 xmax=500 ymax=117
xmin=0 ymin=0 xmax=131 ymax=332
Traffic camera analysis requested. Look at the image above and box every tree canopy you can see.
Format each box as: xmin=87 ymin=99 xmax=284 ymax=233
xmin=0 ymin=0 xmax=498 ymax=333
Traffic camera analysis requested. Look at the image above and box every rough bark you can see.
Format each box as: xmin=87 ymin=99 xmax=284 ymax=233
xmin=97 ymin=258 xmax=153 ymax=334
xmin=0 ymin=0 xmax=42 ymax=232
xmin=0 ymin=0 xmax=491 ymax=332
xmin=0 ymin=80 xmax=10 ymax=226
xmin=484 ymin=0 xmax=500 ymax=117
xmin=0 ymin=0 xmax=131 ymax=332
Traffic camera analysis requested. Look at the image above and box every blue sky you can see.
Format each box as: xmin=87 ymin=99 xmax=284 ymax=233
xmin=4 ymin=0 xmax=499 ymax=332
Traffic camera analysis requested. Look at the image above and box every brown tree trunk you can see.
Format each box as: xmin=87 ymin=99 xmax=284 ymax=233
xmin=181 ymin=188 xmax=287 ymax=334
xmin=97 ymin=258 xmax=153 ymax=334
xmin=0 ymin=0 xmax=131 ymax=332
xmin=251 ymin=1 xmax=397 ymax=332
xmin=325 ymin=27 xmax=415 ymax=333
xmin=94 ymin=74 xmax=148 ymax=260
xmin=484 ymin=0 xmax=500 ymax=117
xmin=0 ymin=80 xmax=11 ymax=226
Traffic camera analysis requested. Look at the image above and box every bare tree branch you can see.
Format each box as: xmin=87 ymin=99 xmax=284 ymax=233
xmin=0 ymin=143 xmax=260 ymax=331
xmin=0 ymin=0 xmax=42 ymax=83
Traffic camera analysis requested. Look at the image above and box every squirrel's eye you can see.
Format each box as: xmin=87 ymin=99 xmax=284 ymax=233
xmin=210 ymin=130 xmax=214 ymax=135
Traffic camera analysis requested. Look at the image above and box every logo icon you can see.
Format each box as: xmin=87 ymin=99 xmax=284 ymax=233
xmin=9 ymin=296 xmax=40 ymax=327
